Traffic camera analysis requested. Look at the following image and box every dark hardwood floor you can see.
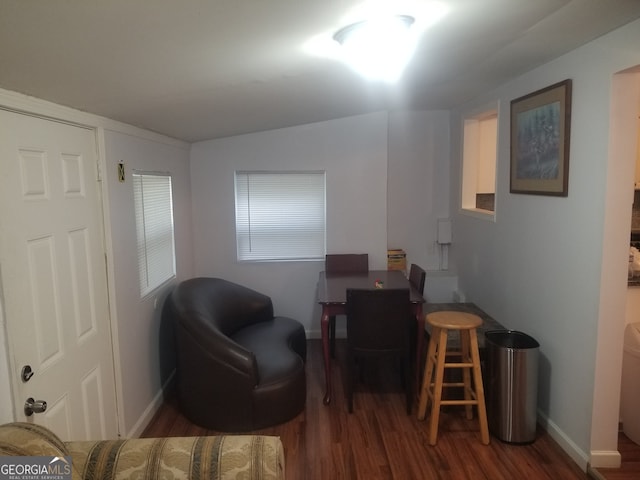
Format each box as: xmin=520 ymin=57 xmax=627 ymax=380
xmin=142 ymin=339 xmax=615 ymax=479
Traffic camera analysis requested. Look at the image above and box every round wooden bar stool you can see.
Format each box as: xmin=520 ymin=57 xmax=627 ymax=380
xmin=417 ymin=311 xmax=490 ymax=445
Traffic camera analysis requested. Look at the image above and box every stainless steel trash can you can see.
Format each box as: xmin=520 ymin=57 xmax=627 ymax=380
xmin=485 ymin=330 xmax=540 ymax=443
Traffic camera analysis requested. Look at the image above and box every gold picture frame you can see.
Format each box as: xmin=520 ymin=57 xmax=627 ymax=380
xmin=510 ymin=79 xmax=572 ymax=196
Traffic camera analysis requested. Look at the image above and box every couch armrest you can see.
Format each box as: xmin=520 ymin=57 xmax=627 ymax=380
xmin=66 ymin=435 xmax=284 ymax=480
xmin=0 ymin=422 xmax=69 ymax=457
xmin=0 ymin=422 xmax=84 ymax=480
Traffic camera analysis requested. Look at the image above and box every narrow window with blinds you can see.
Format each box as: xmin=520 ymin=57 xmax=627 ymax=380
xmin=235 ymin=171 xmax=326 ymax=261
xmin=133 ymin=172 xmax=176 ymax=296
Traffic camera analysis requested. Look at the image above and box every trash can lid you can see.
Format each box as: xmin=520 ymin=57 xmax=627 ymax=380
xmin=485 ymin=329 xmax=540 ymax=349
xmin=624 ymin=322 xmax=640 ymax=356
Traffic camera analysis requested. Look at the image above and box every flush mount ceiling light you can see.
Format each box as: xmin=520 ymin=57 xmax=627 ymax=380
xmin=333 ymin=14 xmax=417 ymax=83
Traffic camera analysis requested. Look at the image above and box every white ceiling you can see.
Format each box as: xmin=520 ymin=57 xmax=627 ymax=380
xmin=1 ymin=0 xmax=639 ymax=143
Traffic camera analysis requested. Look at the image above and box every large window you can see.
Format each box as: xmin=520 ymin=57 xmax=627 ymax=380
xmin=235 ymin=171 xmax=326 ymax=261
xmin=133 ymin=172 xmax=176 ymax=296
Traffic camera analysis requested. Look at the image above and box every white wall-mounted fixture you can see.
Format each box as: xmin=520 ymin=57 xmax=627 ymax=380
xmin=437 ymin=218 xmax=451 ymax=270
xmin=437 ymin=218 xmax=452 ymax=244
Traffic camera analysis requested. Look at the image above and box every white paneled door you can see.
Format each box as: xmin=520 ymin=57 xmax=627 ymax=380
xmin=0 ymin=110 xmax=118 ymax=440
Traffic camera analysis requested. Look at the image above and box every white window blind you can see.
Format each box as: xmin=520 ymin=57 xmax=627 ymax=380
xmin=133 ymin=172 xmax=176 ymax=296
xmin=235 ymin=171 xmax=326 ymax=261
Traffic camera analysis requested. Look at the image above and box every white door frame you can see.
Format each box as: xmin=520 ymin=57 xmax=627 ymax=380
xmin=0 ymin=93 xmax=124 ymax=437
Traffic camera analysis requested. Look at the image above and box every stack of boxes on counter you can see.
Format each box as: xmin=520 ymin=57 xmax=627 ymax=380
xmin=387 ymin=249 xmax=406 ymax=273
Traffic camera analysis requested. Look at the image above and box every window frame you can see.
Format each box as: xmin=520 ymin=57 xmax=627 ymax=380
xmin=132 ymin=171 xmax=176 ymax=297
xmin=460 ymin=103 xmax=499 ymax=221
xmin=234 ymin=170 xmax=327 ymax=262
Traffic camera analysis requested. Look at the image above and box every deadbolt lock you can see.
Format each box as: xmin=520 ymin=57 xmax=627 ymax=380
xmin=21 ymin=365 xmax=34 ymax=383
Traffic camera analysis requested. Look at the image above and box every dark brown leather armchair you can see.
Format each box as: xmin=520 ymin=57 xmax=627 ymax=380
xmin=165 ymin=277 xmax=306 ymax=431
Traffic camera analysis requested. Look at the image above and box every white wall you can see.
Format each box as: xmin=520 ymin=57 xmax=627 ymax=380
xmin=387 ymin=110 xmax=451 ymax=273
xmin=477 ymin=116 xmax=497 ymax=193
xmin=0 ymin=92 xmax=451 ymax=432
xmin=4 ymin=19 xmax=635 ymax=459
xmin=190 ymin=110 xmax=452 ymax=336
xmin=626 ymin=288 xmax=640 ymax=325
xmin=103 ymin=130 xmax=193 ymax=436
xmin=190 ymin=113 xmax=387 ymax=336
xmin=0 ymin=88 xmax=194 ymax=436
xmin=387 ymin=110 xmax=458 ymax=302
xmin=449 ymin=18 xmax=640 ymax=469
xmin=594 ymin=68 xmax=640 ymax=468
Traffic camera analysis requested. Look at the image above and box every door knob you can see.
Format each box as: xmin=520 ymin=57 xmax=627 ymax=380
xmin=24 ymin=397 xmax=47 ymax=416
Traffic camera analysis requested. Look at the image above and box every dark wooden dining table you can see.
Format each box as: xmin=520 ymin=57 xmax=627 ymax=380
xmin=317 ymin=269 xmax=425 ymax=404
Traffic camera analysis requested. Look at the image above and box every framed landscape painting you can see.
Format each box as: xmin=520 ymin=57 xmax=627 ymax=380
xmin=510 ymin=79 xmax=572 ymax=196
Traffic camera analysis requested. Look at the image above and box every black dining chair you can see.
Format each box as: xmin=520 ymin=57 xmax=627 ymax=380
xmin=325 ymin=253 xmax=369 ymax=357
xmin=409 ymin=263 xmax=426 ymax=295
xmin=325 ymin=253 xmax=369 ymax=274
xmin=345 ymin=288 xmax=413 ymax=414
xmin=408 ymin=263 xmax=426 ymax=363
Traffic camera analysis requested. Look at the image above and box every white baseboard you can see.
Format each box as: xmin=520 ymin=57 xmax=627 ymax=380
xmin=306 ymin=329 xmax=321 ymax=340
xmin=537 ymin=410 xmax=589 ymax=471
xmin=589 ymin=450 xmax=622 ymax=469
xmin=538 ymin=411 xmax=622 ymax=469
xmin=126 ymin=371 xmax=175 ymax=438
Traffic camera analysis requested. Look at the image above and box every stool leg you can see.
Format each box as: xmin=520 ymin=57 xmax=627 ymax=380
xmin=417 ymin=327 xmax=439 ymax=420
xmin=469 ymin=328 xmax=490 ymax=445
xmin=461 ymin=330 xmax=473 ymax=420
xmin=428 ymin=328 xmax=449 ymax=445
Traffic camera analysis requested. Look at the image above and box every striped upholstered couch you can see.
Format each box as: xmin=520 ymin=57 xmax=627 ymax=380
xmin=0 ymin=422 xmax=285 ymax=480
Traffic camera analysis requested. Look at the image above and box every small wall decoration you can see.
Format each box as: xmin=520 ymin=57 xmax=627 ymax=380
xmin=510 ymin=79 xmax=572 ymax=196
xmin=118 ymin=161 xmax=125 ymax=182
